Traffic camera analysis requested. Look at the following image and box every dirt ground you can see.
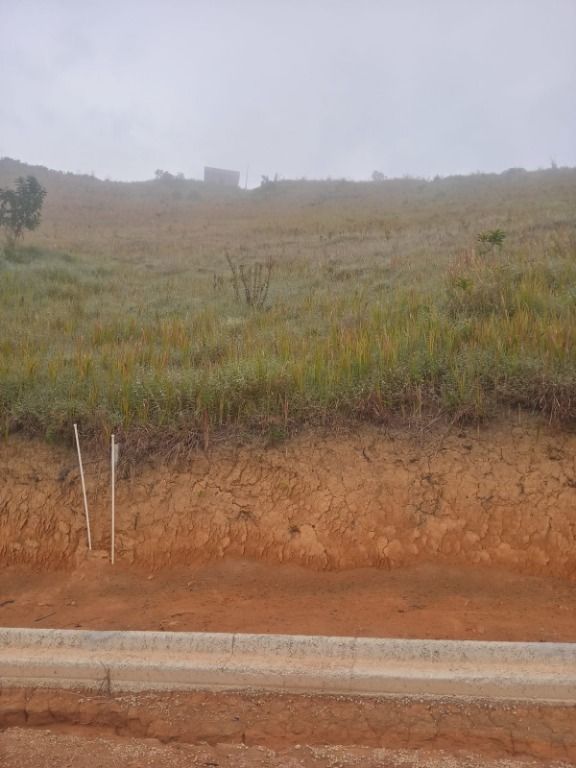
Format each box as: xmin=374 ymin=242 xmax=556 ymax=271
xmin=4 ymin=423 xmax=576 ymax=582
xmin=1 ymin=728 xmax=571 ymax=768
xmin=2 ymin=557 xmax=575 ymax=640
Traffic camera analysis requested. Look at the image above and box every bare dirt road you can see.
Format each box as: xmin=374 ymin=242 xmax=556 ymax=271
xmin=2 ymin=558 xmax=575 ymax=641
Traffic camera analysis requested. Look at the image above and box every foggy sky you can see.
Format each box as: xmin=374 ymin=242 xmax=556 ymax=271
xmin=1 ymin=0 xmax=575 ymax=184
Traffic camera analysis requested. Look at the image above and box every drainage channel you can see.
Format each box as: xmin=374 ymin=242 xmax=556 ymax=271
xmin=1 ymin=628 xmax=576 ymax=701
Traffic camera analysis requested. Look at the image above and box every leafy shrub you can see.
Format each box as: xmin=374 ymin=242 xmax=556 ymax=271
xmin=477 ymin=228 xmax=506 ymax=251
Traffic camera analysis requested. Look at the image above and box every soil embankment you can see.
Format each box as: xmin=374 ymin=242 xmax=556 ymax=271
xmin=1 ymin=420 xmax=575 ymax=578
xmin=4 ymin=728 xmax=569 ymax=768
xmin=2 ymin=688 xmax=576 ymax=762
xmin=2 ymin=420 xmax=576 ymax=764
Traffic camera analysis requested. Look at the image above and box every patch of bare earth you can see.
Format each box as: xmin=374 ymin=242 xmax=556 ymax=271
xmin=2 ymin=421 xmax=576 ymax=765
xmin=1 ymin=728 xmax=571 ymax=768
xmin=2 ymin=558 xmax=576 ymax=640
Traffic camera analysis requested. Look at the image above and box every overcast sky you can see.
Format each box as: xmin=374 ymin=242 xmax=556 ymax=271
xmin=1 ymin=0 xmax=575 ymax=184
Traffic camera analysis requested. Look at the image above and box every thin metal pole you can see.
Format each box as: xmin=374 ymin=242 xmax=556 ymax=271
xmin=73 ymin=424 xmax=92 ymax=550
xmin=111 ymin=433 xmax=115 ymax=564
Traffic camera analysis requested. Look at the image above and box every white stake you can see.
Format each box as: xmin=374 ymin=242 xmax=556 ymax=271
xmin=73 ymin=423 xmax=92 ymax=550
xmin=111 ymin=433 xmax=116 ymax=564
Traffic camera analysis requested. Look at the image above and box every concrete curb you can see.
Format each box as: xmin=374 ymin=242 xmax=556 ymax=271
xmin=1 ymin=628 xmax=575 ymax=702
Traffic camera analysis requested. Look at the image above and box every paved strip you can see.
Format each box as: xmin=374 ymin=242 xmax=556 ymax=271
xmin=1 ymin=628 xmax=575 ymax=702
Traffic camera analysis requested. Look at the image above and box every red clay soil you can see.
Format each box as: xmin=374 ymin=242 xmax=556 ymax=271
xmin=2 ymin=557 xmax=575 ymax=640
xmin=3 ymin=422 xmax=576 ymax=580
xmin=2 ymin=687 xmax=576 ymax=762
xmin=1 ymin=728 xmax=569 ymax=768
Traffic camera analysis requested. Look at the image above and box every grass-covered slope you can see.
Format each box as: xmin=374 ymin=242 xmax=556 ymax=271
xmin=1 ymin=162 xmax=575 ymax=447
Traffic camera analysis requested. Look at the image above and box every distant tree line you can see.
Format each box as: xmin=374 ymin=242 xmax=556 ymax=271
xmin=154 ymin=169 xmax=186 ymax=181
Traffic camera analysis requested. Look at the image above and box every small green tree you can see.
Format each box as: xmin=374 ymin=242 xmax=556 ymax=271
xmin=0 ymin=176 xmax=47 ymax=247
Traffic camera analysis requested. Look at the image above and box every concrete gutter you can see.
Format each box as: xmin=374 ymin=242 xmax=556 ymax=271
xmin=1 ymin=628 xmax=575 ymax=702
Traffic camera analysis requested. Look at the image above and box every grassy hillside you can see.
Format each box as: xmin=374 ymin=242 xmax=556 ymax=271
xmin=1 ymin=158 xmax=576 ymax=449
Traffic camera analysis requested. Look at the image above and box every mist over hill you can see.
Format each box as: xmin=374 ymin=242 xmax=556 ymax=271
xmin=2 ymin=155 xmax=575 ymax=211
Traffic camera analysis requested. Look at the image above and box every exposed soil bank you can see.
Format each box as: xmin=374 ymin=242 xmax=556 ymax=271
xmin=2 ymin=560 xmax=576 ymax=641
xmin=4 ymin=728 xmax=564 ymax=768
xmin=2 ymin=688 xmax=576 ymax=762
xmin=1 ymin=420 xmax=576 ymax=577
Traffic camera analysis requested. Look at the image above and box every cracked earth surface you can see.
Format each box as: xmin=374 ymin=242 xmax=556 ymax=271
xmin=2 ymin=421 xmax=575 ymax=578
xmin=1 ymin=689 xmax=576 ymax=764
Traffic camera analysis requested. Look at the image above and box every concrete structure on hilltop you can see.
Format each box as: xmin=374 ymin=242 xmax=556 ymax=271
xmin=203 ymin=166 xmax=240 ymax=187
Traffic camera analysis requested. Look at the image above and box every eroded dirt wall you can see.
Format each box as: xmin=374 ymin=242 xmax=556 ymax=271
xmin=1 ymin=421 xmax=575 ymax=576
xmin=2 ymin=688 xmax=576 ymax=761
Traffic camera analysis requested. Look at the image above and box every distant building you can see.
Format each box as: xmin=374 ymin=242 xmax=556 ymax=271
xmin=203 ymin=166 xmax=240 ymax=187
